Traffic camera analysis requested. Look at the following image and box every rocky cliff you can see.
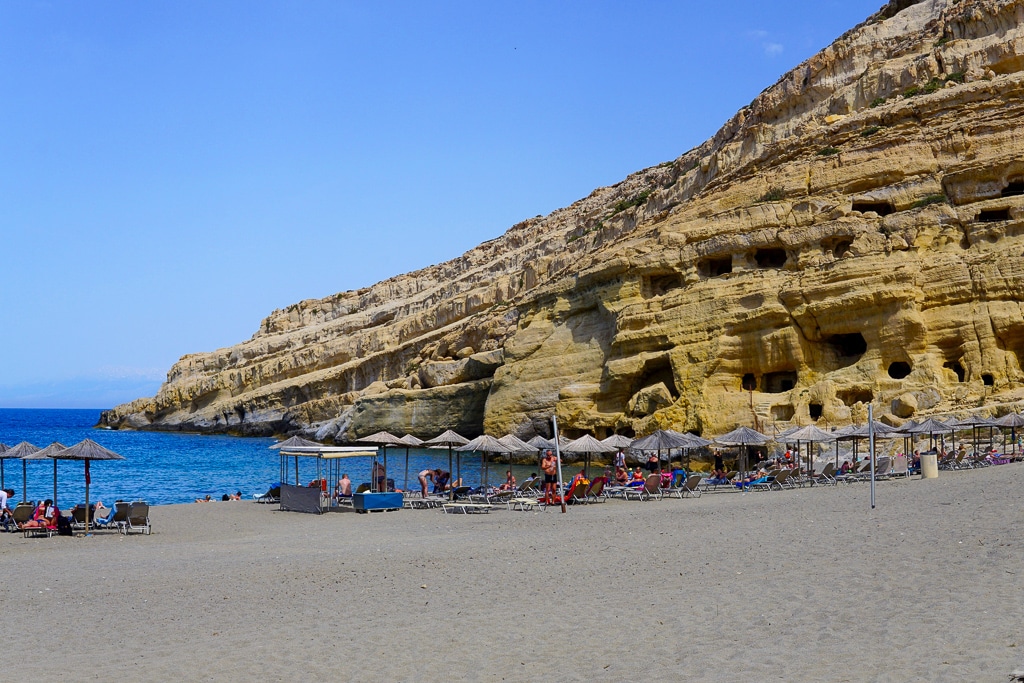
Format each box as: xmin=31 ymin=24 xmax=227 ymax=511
xmin=101 ymin=0 xmax=1024 ymax=440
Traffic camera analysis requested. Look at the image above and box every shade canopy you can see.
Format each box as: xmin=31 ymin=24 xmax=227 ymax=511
xmin=630 ymin=430 xmax=692 ymax=451
xmin=993 ymin=413 xmax=1024 ymax=428
xmin=779 ymin=425 xmax=834 ymax=443
xmin=423 ymin=430 xmax=470 ymax=447
xmin=56 ymin=439 xmax=126 ymax=461
xmin=268 ymin=436 xmax=321 ymax=450
xmin=4 ymin=441 xmax=41 ymax=459
xmin=455 ymin=435 xmax=509 ymax=453
xmin=946 ymin=413 xmax=995 ymax=428
xmin=840 ymin=421 xmax=901 ymax=439
xmin=562 ymin=434 xmax=618 ymax=454
xmin=601 ymin=434 xmax=634 ymax=449
xmin=498 ymin=434 xmax=535 ymax=453
xmin=527 ymin=435 xmax=551 ymax=449
xmin=714 ymin=426 xmax=770 ymax=446
xmin=397 ymin=434 xmax=424 ymax=447
xmin=357 ymin=431 xmax=405 ymax=446
xmin=901 ymin=417 xmax=953 ymax=435
xmin=22 ymin=441 xmax=68 ymax=460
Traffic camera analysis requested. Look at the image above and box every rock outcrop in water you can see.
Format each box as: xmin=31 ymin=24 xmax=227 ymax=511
xmin=101 ymin=0 xmax=1024 ymax=440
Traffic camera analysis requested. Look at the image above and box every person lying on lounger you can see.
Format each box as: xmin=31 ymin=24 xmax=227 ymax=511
xmin=499 ymin=470 xmax=517 ymax=491
xmin=21 ymin=499 xmax=57 ymax=529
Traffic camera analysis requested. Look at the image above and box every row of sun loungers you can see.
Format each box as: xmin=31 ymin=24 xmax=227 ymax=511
xmin=4 ymin=500 xmax=151 ymax=537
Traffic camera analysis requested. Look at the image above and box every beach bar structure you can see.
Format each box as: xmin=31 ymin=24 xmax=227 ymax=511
xmin=278 ymin=446 xmax=397 ymax=514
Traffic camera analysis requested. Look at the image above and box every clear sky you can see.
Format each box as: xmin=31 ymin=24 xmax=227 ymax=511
xmin=0 ymin=0 xmax=882 ymax=408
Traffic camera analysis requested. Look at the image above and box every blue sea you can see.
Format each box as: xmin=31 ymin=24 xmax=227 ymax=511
xmin=0 ymin=409 xmax=532 ymax=506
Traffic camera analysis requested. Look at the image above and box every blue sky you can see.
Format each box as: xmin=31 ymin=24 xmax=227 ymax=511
xmin=0 ymin=0 xmax=881 ymax=408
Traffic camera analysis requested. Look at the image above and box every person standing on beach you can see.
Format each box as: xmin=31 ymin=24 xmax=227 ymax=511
xmin=541 ymin=450 xmax=558 ymax=503
xmin=614 ymin=449 xmax=626 ymax=470
xmin=0 ymin=488 xmax=13 ymax=532
xmin=417 ymin=468 xmax=439 ymax=498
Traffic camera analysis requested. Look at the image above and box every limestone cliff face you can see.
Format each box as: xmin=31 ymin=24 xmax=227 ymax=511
xmin=101 ymin=0 xmax=1024 ymax=439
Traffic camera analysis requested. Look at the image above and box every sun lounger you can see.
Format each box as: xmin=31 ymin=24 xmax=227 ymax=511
xmin=253 ymin=486 xmax=280 ymax=504
xmin=585 ymin=477 xmax=607 ymax=503
xmin=623 ymin=474 xmax=663 ymax=501
xmin=566 ymin=480 xmax=589 ymax=505
xmin=123 ymin=501 xmax=151 ymax=535
xmin=442 ymin=502 xmax=492 ymax=514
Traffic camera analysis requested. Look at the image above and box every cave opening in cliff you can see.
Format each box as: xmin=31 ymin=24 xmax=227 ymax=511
xmin=834 ymin=239 xmax=852 ymax=258
xmin=977 ymin=208 xmax=1010 ymax=222
xmin=762 ymin=371 xmax=797 ymax=393
xmin=700 ymin=256 xmax=732 ymax=278
xmin=741 ymin=373 xmax=757 ymax=391
xmin=944 ymin=360 xmax=966 ymax=382
xmin=851 ymin=200 xmax=895 ymax=216
xmin=633 ymin=357 xmax=678 ymax=400
xmin=809 ymin=403 xmax=823 ymax=420
xmin=887 ymin=361 xmax=912 ymax=379
xmin=754 ymin=248 xmax=787 ymax=269
xmin=982 ymin=373 xmax=994 ymax=386
xmin=837 ymin=388 xmax=873 ymax=406
xmin=771 ymin=404 xmax=795 ymax=421
xmin=1002 ymin=179 xmax=1024 ymax=197
xmin=825 ymin=333 xmax=867 ymax=362
xmin=643 ymin=273 xmax=684 ymax=298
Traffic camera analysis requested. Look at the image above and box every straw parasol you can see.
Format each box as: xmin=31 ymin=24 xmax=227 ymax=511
xmin=397 ymin=434 xmax=424 ymax=492
xmin=992 ymin=412 xmax=1024 ymax=453
xmin=423 ymin=430 xmax=470 ymax=500
xmin=22 ymin=441 xmax=67 ymax=507
xmin=713 ymin=426 xmax=770 ymax=478
xmin=562 ymin=434 xmax=617 ymax=478
xmin=630 ymin=430 xmax=692 ymax=470
xmin=5 ymin=441 xmax=41 ymax=502
xmin=455 ymin=435 xmax=510 ymax=488
xmin=781 ymin=425 xmax=833 ymax=480
xmin=52 ymin=439 xmax=125 ymax=535
xmin=601 ymin=434 xmax=634 ymax=449
xmin=268 ymin=435 xmax=321 ymax=449
xmin=0 ymin=442 xmax=11 ymax=490
xmin=358 ymin=431 xmax=405 ymax=492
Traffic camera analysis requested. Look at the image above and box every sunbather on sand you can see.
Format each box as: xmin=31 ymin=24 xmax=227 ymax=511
xmin=196 ymin=495 xmax=212 ymax=503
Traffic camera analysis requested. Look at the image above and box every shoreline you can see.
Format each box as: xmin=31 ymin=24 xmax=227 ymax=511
xmin=3 ymin=462 xmax=1022 ymax=680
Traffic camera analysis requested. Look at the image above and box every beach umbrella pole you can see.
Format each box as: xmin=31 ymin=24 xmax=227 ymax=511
xmin=23 ymin=460 xmax=27 ymax=503
xmin=552 ymin=415 xmax=566 ymax=513
xmin=84 ymin=459 xmax=91 ymax=535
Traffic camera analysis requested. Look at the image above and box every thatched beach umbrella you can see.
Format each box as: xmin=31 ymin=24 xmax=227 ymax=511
xmin=54 ymin=439 xmax=125 ymax=535
xmin=358 ymin=431 xmax=404 ymax=492
xmin=268 ymin=435 xmax=321 ymax=449
xmin=0 ymin=442 xmax=12 ymax=490
xmin=22 ymin=442 xmax=67 ymax=507
xmin=397 ymin=434 xmax=424 ymax=492
xmin=783 ymin=425 xmax=833 ymax=481
xmin=497 ymin=435 xmax=535 ymax=485
xmin=713 ymin=426 xmax=770 ymax=478
xmin=5 ymin=441 xmax=40 ymax=502
xmin=993 ymin=412 xmax=1024 ymax=453
xmin=563 ymin=434 xmax=616 ymax=479
xmin=424 ymin=430 xmax=470 ymax=500
xmin=455 ymin=435 xmax=509 ymax=490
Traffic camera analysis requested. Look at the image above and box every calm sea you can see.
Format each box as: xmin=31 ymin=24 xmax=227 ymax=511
xmin=0 ymin=409 xmax=540 ymax=506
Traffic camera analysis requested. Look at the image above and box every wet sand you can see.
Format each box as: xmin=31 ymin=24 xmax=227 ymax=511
xmin=2 ymin=463 xmax=1022 ymax=681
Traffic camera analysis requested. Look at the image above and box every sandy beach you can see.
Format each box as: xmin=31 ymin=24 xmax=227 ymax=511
xmin=2 ymin=464 xmax=1022 ymax=682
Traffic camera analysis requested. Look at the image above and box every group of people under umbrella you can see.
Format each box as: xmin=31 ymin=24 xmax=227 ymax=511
xmin=0 ymin=438 xmax=125 ymax=534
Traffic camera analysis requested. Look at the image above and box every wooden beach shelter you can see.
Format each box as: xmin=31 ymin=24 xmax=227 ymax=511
xmin=53 ymin=439 xmax=125 ymax=534
xmin=358 ymin=431 xmax=405 ymax=492
xmin=22 ymin=442 xmax=67 ymax=507
xmin=276 ymin=445 xmax=378 ymax=513
xmin=901 ymin=417 xmax=955 ymax=454
xmin=948 ymin=413 xmax=996 ymax=456
xmin=0 ymin=442 xmax=12 ymax=490
xmin=498 ymin=434 xmax=535 ymax=484
xmin=782 ymin=425 xmax=833 ymax=482
xmin=423 ymin=430 xmax=470 ymax=501
xmin=992 ymin=412 xmax=1024 ymax=454
xmin=455 ymin=435 xmax=509 ymax=490
xmin=397 ymin=434 xmax=424 ymax=492
xmin=630 ymin=429 xmax=692 ymax=471
xmin=712 ymin=426 xmax=770 ymax=479
xmin=5 ymin=441 xmax=40 ymax=502
xmin=562 ymin=434 xmax=617 ymax=479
